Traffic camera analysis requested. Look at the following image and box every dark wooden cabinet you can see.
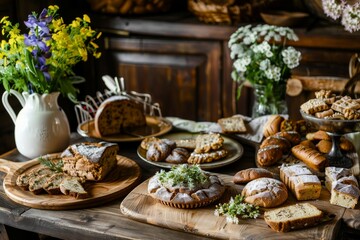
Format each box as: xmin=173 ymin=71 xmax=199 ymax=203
xmin=97 ymin=35 xmax=222 ymax=121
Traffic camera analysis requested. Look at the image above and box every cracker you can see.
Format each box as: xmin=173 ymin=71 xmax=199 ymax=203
xmin=217 ymin=116 xmax=247 ymax=133
xmin=187 ymin=149 xmax=228 ymax=164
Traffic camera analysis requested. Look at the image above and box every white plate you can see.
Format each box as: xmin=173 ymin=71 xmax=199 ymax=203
xmin=137 ymin=132 xmax=244 ymax=170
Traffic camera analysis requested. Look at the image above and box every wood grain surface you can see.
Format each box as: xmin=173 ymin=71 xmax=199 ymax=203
xmin=0 ymin=155 xmax=141 ymax=210
xmin=121 ymin=174 xmax=348 ymax=239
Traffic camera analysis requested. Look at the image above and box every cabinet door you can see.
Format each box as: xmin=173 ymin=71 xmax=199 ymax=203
xmin=96 ymin=36 xmax=222 ymax=121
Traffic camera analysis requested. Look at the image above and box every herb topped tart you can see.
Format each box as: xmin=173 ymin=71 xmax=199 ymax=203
xmin=148 ymin=164 xmax=225 ymax=208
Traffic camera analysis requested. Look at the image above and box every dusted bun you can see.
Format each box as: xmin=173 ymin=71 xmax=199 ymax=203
xmin=263 ymin=115 xmax=284 ymax=138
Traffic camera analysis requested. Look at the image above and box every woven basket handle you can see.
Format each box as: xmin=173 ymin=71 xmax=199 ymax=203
xmin=341 ymin=53 xmax=360 ymax=97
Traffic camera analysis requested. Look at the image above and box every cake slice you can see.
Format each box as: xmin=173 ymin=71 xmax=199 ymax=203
xmin=264 ymin=203 xmax=324 ymax=232
xmin=330 ymin=182 xmax=360 ymax=209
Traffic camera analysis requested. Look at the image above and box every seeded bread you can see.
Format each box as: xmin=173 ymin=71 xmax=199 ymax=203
xmin=280 ymin=164 xmax=321 ymax=201
xmin=60 ymin=177 xmax=88 ymax=199
xmin=61 ymin=142 xmax=119 ymax=181
xmin=28 ymin=174 xmax=53 ymax=195
xmin=16 ymin=167 xmax=54 ymax=191
xmin=241 ymin=177 xmax=288 ymax=208
xmin=264 ymin=203 xmax=324 ymax=232
xmin=94 ymin=95 xmax=146 ymax=136
xmin=43 ymin=173 xmax=69 ymax=195
xmin=217 ymin=116 xmax=247 ymax=133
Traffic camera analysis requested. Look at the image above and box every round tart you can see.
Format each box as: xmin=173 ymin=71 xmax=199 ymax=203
xmin=148 ymin=164 xmax=225 ymax=209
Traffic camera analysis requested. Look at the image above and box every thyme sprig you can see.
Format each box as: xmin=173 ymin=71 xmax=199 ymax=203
xmin=214 ymin=194 xmax=260 ymax=224
xmin=38 ymin=156 xmax=63 ymax=172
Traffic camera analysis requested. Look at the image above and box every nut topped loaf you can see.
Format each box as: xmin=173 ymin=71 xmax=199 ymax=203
xmin=94 ymin=95 xmax=146 ymax=137
xmin=61 ymin=142 xmax=119 ymax=181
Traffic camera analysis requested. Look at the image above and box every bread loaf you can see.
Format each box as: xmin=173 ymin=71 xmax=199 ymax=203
xmin=233 ymin=168 xmax=273 ymax=184
xmin=256 ymin=145 xmax=283 ymax=167
xmin=280 ymin=164 xmax=321 ymax=201
xmin=263 ymin=115 xmax=284 ymax=138
xmin=260 ymin=136 xmax=291 ymax=154
xmin=61 ymin=142 xmax=119 ymax=181
xmin=291 ymin=144 xmax=328 ymax=172
xmin=94 ymin=96 xmax=146 ymax=136
xmin=274 ymin=131 xmax=301 ymax=146
xmin=241 ymin=178 xmax=288 ymax=208
xmin=264 ymin=203 xmax=324 ymax=232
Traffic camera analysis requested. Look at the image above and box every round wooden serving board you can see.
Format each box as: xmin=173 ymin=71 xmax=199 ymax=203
xmin=0 ymin=155 xmax=141 ymax=210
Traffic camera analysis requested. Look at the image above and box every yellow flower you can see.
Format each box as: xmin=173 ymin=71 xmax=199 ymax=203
xmin=83 ymin=14 xmax=90 ymax=23
xmin=90 ymin=41 xmax=99 ymax=49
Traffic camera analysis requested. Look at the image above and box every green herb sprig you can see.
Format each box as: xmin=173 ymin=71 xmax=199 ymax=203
xmin=38 ymin=156 xmax=63 ymax=173
xmin=214 ymin=194 xmax=260 ymax=224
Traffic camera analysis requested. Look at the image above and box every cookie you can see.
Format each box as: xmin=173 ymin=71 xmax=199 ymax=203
xmin=174 ymin=139 xmax=196 ymax=149
xmin=187 ymin=149 xmax=228 ymax=164
xmin=300 ymin=99 xmax=329 ymax=115
xmin=194 ymin=133 xmax=224 ymax=154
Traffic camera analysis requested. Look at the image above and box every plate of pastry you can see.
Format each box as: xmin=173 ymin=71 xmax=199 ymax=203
xmin=137 ymin=132 xmax=244 ymax=170
xmin=77 ymin=95 xmax=172 ymax=142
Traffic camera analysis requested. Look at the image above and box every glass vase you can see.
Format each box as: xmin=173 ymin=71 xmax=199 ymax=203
xmin=251 ymin=83 xmax=288 ymax=118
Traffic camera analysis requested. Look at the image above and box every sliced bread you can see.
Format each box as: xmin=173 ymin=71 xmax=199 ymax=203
xmin=28 ymin=174 xmax=53 ymax=195
xmin=43 ymin=173 xmax=69 ymax=195
xmin=264 ymin=203 xmax=324 ymax=232
xmin=60 ymin=177 xmax=88 ymax=199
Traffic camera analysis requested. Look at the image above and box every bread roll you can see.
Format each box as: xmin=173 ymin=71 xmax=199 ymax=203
xmin=260 ymin=136 xmax=291 ymax=154
xmin=274 ymin=131 xmax=301 ymax=146
xmin=291 ymin=145 xmax=328 ymax=172
xmin=242 ymin=178 xmax=288 ymax=208
xmin=256 ymin=145 xmax=283 ymax=167
xmin=316 ymin=140 xmax=332 ymax=153
xmin=263 ymin=115 xmax=284 ymax=138
xmin=233 ymin=168 xmax=273 ymax=184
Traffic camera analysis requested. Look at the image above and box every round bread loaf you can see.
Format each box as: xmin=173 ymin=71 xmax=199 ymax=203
xmin=233 ymin=168 xmax=274 ymax=184
xmin=263 ymin=115 xmax=284 ymax=138
xmin=94 ymin=96 xmax=146 ymax=136
xmin=242 ymin=177 xmax=288 ymax=207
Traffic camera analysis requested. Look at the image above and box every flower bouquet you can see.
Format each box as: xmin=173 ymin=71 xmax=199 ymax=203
xmin=0 ymin=5 xmax=101 ymax=101
xmin=228 ymin=24 xmax=301 ymax=117
xmin=322 ymin=0 xmax=360 ymax=33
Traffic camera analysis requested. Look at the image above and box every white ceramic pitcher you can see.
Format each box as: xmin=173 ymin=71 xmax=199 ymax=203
xmin=2 ymin=90 xmax=70 ymax=159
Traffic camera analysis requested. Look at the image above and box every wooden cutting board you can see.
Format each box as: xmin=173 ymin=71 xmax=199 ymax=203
xmin=120 ymin=174 xmax=350 ymax=239
xmin=0 ymin=155 xmax=141 ymax=210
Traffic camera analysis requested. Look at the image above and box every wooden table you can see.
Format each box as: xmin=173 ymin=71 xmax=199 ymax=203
xmin=0 ymin=133 xmax=359 ymax=240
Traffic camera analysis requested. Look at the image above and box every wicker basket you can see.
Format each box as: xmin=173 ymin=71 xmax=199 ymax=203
xmin=188 ymin=0 xmax=273 ymax=24
xmin=87 ymin=0 xmax=174 ymax=15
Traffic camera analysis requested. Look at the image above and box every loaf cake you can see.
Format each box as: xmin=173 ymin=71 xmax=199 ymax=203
xmin=325 ymin=167 xmax=360 ymax=209
xmin=264 ymin=203 xmax=324 ymax=232
xmin=330 ymin=182 xmax=360 ymax=209
xmin=241 ymin=177 xmax=288 ymax=207
xmin=148 ymin=164 xmax=225 ymax=208
xmin=94 ymin=95 xmax=146 ymax=136
xmin=61 ymin=142 xmax=119 ymax=181
xmin=280 ymin=164 xmax=321 ymax=201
